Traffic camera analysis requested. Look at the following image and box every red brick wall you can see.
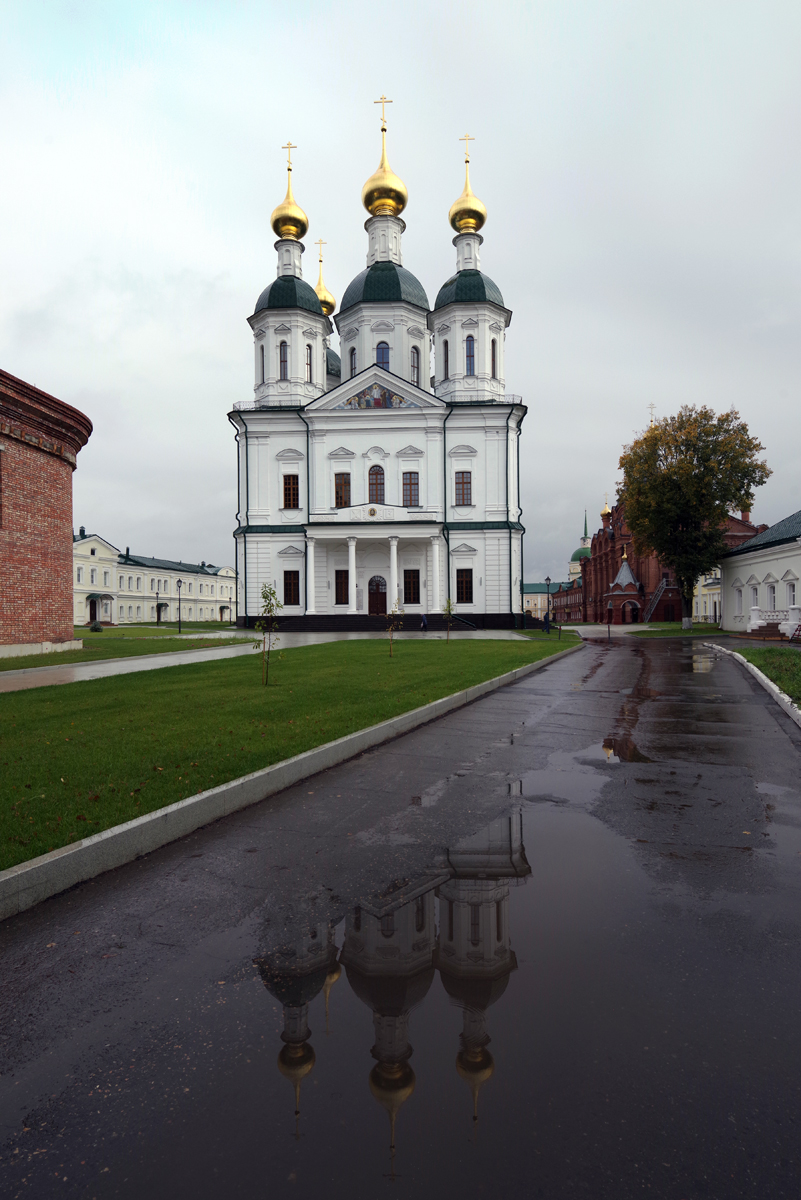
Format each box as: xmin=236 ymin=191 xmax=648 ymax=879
xmin=0 ymin=368 xmax=92 ymax=646
xmin=0 ymin=438 xmax=75 ymax=643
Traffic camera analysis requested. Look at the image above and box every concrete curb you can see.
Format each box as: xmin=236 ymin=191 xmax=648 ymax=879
xmin=703 ymin=642 xmax=801 ymax=731
xmin=0 ymin=641 xmax=585 ymax=921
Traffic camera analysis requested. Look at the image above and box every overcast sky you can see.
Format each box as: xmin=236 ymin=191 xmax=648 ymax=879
xmin=1 ymin=1 xmax=799 ymax=580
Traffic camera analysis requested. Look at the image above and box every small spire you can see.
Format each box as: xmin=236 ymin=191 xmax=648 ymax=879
xmin=583 ymin=509 xmax=588 ymax=538
xmin=314 ymin=239 xmax=336 ymax=316
xmin=648 ymin=402 xmax=656 ymax=427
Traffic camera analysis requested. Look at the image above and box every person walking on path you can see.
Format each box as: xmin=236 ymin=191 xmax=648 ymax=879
xmin=420 ymin=613 xmax=428 ymax=632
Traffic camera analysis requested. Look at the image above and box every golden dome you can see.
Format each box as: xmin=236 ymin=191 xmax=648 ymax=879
xmin=362 ymin=119 xmax=408 ymax=218
xmin=449 ymin=146 xmax=487 ymax=234
xmin=271 ymin=147 xmax=308 ymax=241
xmin=601 ymin=494 xmax=612 ymax=516
xmin=314 ymin=242 xmax=336 ymax=317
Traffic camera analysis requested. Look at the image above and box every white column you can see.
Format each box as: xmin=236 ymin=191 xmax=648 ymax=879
xmin=431 ymin=536 xmax=441 ymax=612
xmin=389 ymin=537 xmax=399 ymax=610
xmin=347 ymin=537 xmax=357 ymax=613
xmin=306 ymin=538 xmax=316 ymax=614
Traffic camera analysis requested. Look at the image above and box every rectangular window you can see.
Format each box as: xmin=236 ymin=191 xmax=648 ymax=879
xmin=456 ymin=568 xmax=473 ymax=604
xmin=751 ymin=586 xmax=759 ymax=607
xmin=136 ymin=605 xmax=141 ymax=618
xmin=470 ymin=904 xmax=481 ymax=946
xmin=128 ymin=576 xmax=133 ymax=590
xmin=77 ymin=567 xmax=84 ymax=583
xmin=455 ymin=470 xmax=472 ymax=505
xmin=136 ymin=577 xmax=141 ymax=591
xmin=119 ymin=576 xmax=124 ymax=590
xmin=735 ymin=588 xmax=743 ymax=615
xmin=335 ymin=473 xmax=351 ymax=508
xmin=103 ymin=571 xmax=109 ymax=586
xmin=163 ymin=580 xmax=169 ymax=594
xmin=119 ymin=605 xmax=124 ymax=619
xmin=150 ymin=577 xmax=155 ymax=591
xmin=128 ymin=605 xmax=133 ymax=618
xmin=402 ymin=471 xmax=419 ymax=507
xmin=335 ymin=570 xmax=349 ymax=605
xmin=188 ymin=583 xmax=193 ymax=595
xmin=788 ymin=582 xmax=797 ymax=607
xmin=767 ymin=583 xmax=776 ymax=611
xmin=90 ymin=568 xmax=97 ymax=585
xmin=284 ymin=570 xmax=300 ymax=606
xmin=283 ymin=474 xmax=300 ymax=509
xmin=404 ymin=569 xmax=420 ymax=605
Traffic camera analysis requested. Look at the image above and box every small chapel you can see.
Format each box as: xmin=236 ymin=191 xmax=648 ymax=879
xmin=229 ymin=101 xmax=526 ymax=628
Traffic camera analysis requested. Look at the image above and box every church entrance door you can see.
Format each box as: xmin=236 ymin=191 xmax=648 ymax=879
xmin=368 ymin=576 xmax=387 ymax=616
xmin=89 ymin=599 xmax=97 ymax=623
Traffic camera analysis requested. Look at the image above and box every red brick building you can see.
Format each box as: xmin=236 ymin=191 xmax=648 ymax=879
xmin=1 ymin=368 xmax=92 ymax=652
xmin=580 ymin=500 xmax=763 ymax=625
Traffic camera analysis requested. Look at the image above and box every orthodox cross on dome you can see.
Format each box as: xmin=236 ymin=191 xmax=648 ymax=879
xmin=374 ymin=94 xmax=392 ymax=130
xmin=281 ymin=141 xmax=297 ymax=169
xmin=647 ymin=402 xmax=656 ymax=427
xmin=315 ymin=238 xmax=326 ymax=262
xmin=460 ymin=132 xmax=475 ymax=162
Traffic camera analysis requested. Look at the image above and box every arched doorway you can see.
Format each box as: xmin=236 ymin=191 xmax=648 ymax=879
xmin=368 ymin=576 xmax=387 ymax=615
xmin=622 ymin=601 xmax=640 ymax=623
xmin=89 ymin=599 xmax=97 ymax=622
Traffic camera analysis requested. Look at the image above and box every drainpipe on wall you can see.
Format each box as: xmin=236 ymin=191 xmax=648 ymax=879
xmin=228 ymin=413 xmax=243 ymax=626
xmin=505 ymin=408 xmax=513 ymax=617
xmin=298 ymin=409 xmax=311 ymax=614
xmin=443 ymin=404 xmax=454 ymax=605
xmin=516 ymin=420 xmax=523 ymax=628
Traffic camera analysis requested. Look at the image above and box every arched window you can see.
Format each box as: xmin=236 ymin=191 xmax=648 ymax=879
xmin=442 ymin=339 xmax=449 ymax=380
xmin=349 ymin=346 xmax=357 ymax=378
xmin=376 ymin=341 xmax=389 ymax=371
xmin=380 ymin=913 xmax=395 ymax=938
xmin=305 ymin=344 xmax=312 ymax=383
xmin=369 ymin=464 xmax=385 ymax=503
xmin=465 ymin=335 xmax=475 ymax=376
xmin=279 ymin=341 xmax=288 ymax=380
xmin=259 ymin=343 xmax=265 ymax=384
xmin=491 ymin=338 xmax=497 ymax=379
xmin=410 ymin=345 xmax=420 ymax=386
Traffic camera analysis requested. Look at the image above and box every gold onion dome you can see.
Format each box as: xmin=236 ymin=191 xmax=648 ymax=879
xmin=271 ymin=146 xmax=308 ymax=241
xmin=314 ymin=243 xmax=336 ymax=317
xmin=449 ymin=150 xmax=487 ymax=234
xmin=278 ymin=1042 xmax=316 ymax=1114
xmin=361 ymin=116 xmax=408 ymax=218
xmin=456 ymin=1046 xmax=495 ymax=1121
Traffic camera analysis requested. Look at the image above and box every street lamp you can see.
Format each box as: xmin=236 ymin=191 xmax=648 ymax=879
xmin=155 ymin=590 xmax=160 ymax=626
xmin=545 ymin=575 xmax=552 ymax=633
xmin=176 ymin=578 xmax=183 ymax=634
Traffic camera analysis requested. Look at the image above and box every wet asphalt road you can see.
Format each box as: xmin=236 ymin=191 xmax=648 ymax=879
xmin=1 ymin=637 xmax=800 ymax=1199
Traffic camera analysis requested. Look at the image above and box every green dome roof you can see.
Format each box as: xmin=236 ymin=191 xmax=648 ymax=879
xmin=254 ymin=276 xmax=323 ymax=316
xmin=340 ymin=261 xmax=429 ymax=314
xmin=326 ymin=347 xmax=341 ymax=377
xmin=434 ymin=269 xmax=504 ymax=311
xmin=571 ymin=546 xmax=591 ymax=562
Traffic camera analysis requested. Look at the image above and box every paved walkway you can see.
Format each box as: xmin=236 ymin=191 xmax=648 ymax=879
xmin=1 ymin=639 xmax=799 ymax=1196
xmin=0 ymin=629 xmax=528 ymax=693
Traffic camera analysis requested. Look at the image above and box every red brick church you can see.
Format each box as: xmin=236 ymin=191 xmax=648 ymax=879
xmin=578 ymin=499 xmax=763 ymax=625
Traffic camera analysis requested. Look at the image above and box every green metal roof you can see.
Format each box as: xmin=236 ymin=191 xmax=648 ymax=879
xmin=340 ymin=262 xmax=430 ymax=313
xmin=571 ymin=546 xmax=591 ymax=561
xmin=523 ymin=582 xmax=568 ymax=594
xmin=326 ymin=347 xmax=341 ymax=377
xmin=253 ymin=276 xmax=323 ymax=316
xmin=119 ymin=552 xmax=219 ymax=576
xmin=434 ymin=269 xmax=504 ymax=311
xmin=722 ymin=508 xmax=801 ymax=557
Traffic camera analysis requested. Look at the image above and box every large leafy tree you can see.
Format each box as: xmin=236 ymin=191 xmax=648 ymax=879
xmin=619 ymin=406 xmax=771 ymax=629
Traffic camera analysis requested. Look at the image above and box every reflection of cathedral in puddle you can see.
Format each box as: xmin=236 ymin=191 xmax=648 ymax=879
xmin=255 ymin=810 xmax=530 ymax=1163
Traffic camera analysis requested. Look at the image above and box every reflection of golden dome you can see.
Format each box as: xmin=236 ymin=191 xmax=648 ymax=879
xmin=271 ymin=165 xmax=309 ymax=241
xmin=278 ymin=1042 xmax=316 ymax=1115
xmin=315 ymin=256 xmax=336 ymax=317
xmin=457 ymin=1045 xmax=495 ymax=1123
xmin=362 ymin=121 xmax=408 ymax=218
xmin=369 ymin=1061 xmax=415 ymax=1147
xmin=449 ymin=158 xmax=487 ymax=234
xmin=323 ymin=962 xmax=341 ymax=1030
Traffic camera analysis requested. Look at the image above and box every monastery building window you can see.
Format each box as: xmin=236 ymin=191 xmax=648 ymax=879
xmin=90 ymin=569 xmax=97 ymax=585
xmin=456 ymin=568 xmax=473 ymax=604
xmin=470 ymin=904 xmax=481 ymax=945
xmin=380 ymin=913 xmax=395 ymax=938
xmin=442 ymin=340 xmax=449 ymax=380
xmin=767 ymin=584 xmax=776 ymax=611
xmin=283 ymin=571 xmax=300 ymax=606
xmin=788 ymin=582 xmax=796 ymax=607
xmin=283 ymin=474 xmax=300 ymax=509
xmin=491 ymin=338 xmax=497 ymax=379
xmin=103 ymin=571 xmax=110 ymax=586
xmin=335 ymin=473 xmax=351 ymax=508
xmin=305 ymin=344 xmax=313 ymax=383
xmin=751 ymin=586 xmax=758 ymax=607
xmin=77 ymin=567 xmax=84 ymax=583
xmin=465 ymin=335 xmax=475 ymax=376
xmin=735 ymin=588 xmax=743 ymax=615
xmin=404 ymin=569 xmax=420 ymax=605
xmin=368 ymin=465 xmax=384 ymax=503
xmin=455 ymin=471 xmax=471 ymax=505
xmin=279 ymin=341 xmax=288 ymax=380
xmin=402 ymin=471 xmax=419 ymax=507
xmin=411 ymin=346 xmax=419 ymax=386
xmin=260 ymin=344 xmax=265 ymax=384
xmin=350 ymin=347 xmax=356 ymax=378
xmin=376 ymin=342 xmax=389 ymax=371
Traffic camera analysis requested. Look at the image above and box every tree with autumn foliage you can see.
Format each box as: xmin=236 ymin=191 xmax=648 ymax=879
xmin=618 ymin=406 xmax=771 ymax=629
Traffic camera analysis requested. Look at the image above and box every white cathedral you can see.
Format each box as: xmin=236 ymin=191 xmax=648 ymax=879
xmin=229 ymin=107 xmax=526 ymax=627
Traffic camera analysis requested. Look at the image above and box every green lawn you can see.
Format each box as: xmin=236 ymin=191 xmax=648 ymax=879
xmin=520 ymin=629 xmax=581 ymax=645
xmin=2 ymin=636 xmax=253 ymax=673
xmin=737 ymin=646 xmax=801 ymax=705
xmin=630 ymin=623 xmax=721 ymax=638
xmin=74 ymin=622 xmax=236 ymax=639
xmin=0 ymin=637 xmax=576 ymax=871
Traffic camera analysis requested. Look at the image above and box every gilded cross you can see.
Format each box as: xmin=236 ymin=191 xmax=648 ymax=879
xmin=315 ymin=238 xmax=326 ymax=262
xmin=647 ymin=402 xmax=656 ymax=426
xmin=281 ymin=141 xmax=297 ymax=169
xmin=460 ymin=132 xmax=475 ymax=162
xmin=374 ymin=94 xmax=392 ymax=126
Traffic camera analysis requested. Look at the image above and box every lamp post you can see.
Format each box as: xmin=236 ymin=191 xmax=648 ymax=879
xmin=545 ymin=576 xmax=551 ymax=634
xmin=177 ymin=578 xmax=183 ymax=635
xmin=155 ymin=590 xmax=160 ymax=626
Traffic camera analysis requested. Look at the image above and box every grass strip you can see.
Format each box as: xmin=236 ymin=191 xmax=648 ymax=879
xmin=73 ymin=623 xmax=237 ymax=639
xmin=737 ymin=646 xmax=801 ymax=705
xmin=0 ymin=637 xmax=574 ymax=872
xmin=630 ymin=623 xmax=721 ymax=638
xmin=2 ymin=637 xmax=252 ymax=673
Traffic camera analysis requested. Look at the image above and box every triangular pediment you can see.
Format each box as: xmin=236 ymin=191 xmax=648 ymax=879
xmin=745 ymin=574 xmax=760 ymax=585
xmin=397 ymin=445 xmax=424 ymax=457
xmin=762 ymin=572 xmax=778 ymax=583
xmin=277 ymin=545 xmax=305 ymax=557
xmin=328 ymin=446 xmax=355 ymax=459
xmin=448 ymin=444 xmax=477 ymax=457
xmin=275 ymin=447 xmax=304 ymax=460
xmin=781 ymin=569 xmax=799 ymax=581
xmin=731 ymin=576 xmax=744 ymax=588
xmin=451 ymin=543 xmax=477 ymax=554
xmin=305 ymin=365 xmax=445 ymax=412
